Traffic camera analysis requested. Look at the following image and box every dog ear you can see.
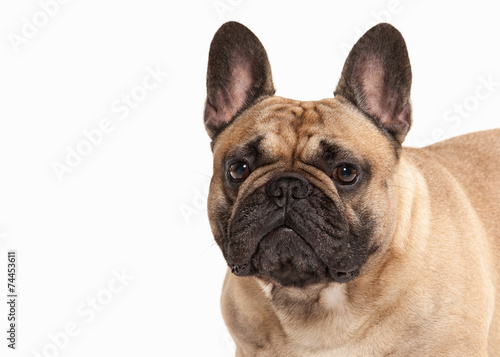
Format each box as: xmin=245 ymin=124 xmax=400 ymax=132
xmin=204 ymin=22 xmax=275 ymax=140
xmin=335 ymin=23 xmax=412 ymax=144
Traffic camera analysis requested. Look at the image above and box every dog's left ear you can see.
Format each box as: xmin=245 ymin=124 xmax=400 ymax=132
xmin=335 ymin=23 xmax=412 ymax=144
xmin=204 ymin=22 xmax=275 ymax=140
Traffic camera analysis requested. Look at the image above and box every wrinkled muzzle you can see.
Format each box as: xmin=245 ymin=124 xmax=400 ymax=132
xmin=225 ymin=173 xmax=365 ymax=287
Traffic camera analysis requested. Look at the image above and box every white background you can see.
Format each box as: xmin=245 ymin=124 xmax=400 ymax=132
xmin=1 ymin=1 xmax=499 ymax=356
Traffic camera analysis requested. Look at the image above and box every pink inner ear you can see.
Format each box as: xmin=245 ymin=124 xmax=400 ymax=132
xmin=228 ymin=58 xmax=254 ymax=118
xmin=359 ymin=55 xmax=403 ymax=129
xmin=207 ymin=57 xmax=254 ymax=128
xmin=359 ymin=57 xmax=387 ymax=122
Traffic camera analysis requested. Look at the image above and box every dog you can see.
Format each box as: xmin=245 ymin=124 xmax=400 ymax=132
xmin=202 ymin=21 xmax=500 ymax=356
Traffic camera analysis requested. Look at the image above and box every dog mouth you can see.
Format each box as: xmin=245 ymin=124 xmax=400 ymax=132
xmin=230 ymin=226 xmax=360 ymax=287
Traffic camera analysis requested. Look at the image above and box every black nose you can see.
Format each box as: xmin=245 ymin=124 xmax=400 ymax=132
xmin=266 ymin=175 xmax=312 ymax=207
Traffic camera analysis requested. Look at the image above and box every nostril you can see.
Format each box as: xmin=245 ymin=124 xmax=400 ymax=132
xmin=266 ymin=181 xmax=284 ymax=198
xmin=266 ymin=176 xmax=312 ymax=200
xmin=291 ymin=181 xmax=312 ymax=199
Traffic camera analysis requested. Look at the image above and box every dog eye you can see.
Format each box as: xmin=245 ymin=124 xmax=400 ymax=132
xmin=332 ymin=165 xmax=358 ymax=185
xmin=228 ymin=161 xmax=251 ymax=181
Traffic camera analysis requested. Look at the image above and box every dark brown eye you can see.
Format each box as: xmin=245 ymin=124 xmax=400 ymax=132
xmin=333 ymin=165 xmax=358 ymax=185
xmin=228 ymin=161 xmax=250 ymax=181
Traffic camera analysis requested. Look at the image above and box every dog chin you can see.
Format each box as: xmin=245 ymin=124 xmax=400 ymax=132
xmin=248 ymin=226 xmax=332 ymax=288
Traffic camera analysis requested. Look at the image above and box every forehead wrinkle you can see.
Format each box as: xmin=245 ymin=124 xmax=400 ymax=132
xmin=292 ymin=103 xmax=323 ymax=163
xmin=259 ymin=105 xmax=302 ymax=160
xmin=255 ymin=100 xmax=325 ymax=166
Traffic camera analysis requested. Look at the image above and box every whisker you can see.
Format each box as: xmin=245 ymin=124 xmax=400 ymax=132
xmin=201 ymin=240 xmax=218 ymax=254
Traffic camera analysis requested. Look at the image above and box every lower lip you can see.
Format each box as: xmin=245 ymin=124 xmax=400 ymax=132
xmin=274 ymin=226 xmax=294 ymax=233
xmin=263 ymin=226 xmax=304 ymax=243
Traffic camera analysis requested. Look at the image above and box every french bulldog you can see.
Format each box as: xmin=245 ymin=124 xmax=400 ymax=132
xmin=203 ymin=21 xmax=500 ymax=356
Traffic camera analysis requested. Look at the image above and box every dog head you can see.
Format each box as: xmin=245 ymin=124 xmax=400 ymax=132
xmin=203 ymin=22 xmax=412 ymax=287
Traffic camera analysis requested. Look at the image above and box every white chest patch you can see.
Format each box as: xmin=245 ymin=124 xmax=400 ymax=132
xmin=320 ymin=283 xmax=347 ymax=310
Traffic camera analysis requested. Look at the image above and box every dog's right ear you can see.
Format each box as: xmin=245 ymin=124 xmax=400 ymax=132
xmin=204 ymin=22 xmax=275 ymax=140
